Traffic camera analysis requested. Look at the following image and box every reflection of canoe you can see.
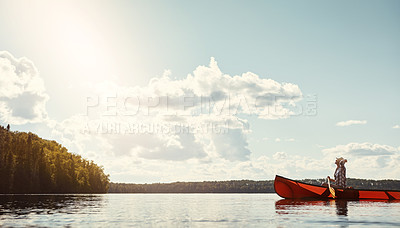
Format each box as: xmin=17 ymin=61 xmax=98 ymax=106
xmin=275 ymin=199 xmax=348 ymax=216
xmin=274 ymin=175 xmax=400 ymax=200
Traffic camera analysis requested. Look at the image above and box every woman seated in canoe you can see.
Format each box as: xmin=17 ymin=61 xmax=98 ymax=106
xmin=325 ymin=157 xmax=348 ymax=188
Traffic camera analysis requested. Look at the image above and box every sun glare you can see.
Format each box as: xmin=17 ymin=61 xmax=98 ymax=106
xmin=54 ymin=9 xmax=112 ymax=83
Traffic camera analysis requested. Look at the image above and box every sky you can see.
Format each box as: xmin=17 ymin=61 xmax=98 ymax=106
xmin=0 ymin=0 xmax=399 ymax=183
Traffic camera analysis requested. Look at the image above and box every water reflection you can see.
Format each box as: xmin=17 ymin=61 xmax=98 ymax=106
xmin=0 ymin=195 xmax=399 ymax=227
xmin=275 ymin=199 xmax=348 ymax=216
xmin=275 ymin=199 xmax=400 ymax=217
xmin=335 ymin=200 xmax=348 ymax=216
xmin=0 ymin=194 xmax=104 ymax=216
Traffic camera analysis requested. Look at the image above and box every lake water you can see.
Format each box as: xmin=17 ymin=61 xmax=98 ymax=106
xmin=1 ymin=194 xmax=399 ymax=227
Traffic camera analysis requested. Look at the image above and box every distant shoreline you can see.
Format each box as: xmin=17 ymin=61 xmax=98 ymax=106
xmin=108 ymin=178 xmax=400 ymax=193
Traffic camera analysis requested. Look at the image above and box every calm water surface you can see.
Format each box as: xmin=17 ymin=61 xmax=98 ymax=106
xmin=1 ymin=194 xmax=399 ymax=227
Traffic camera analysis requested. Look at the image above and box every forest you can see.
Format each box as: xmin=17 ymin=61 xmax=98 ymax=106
xmin=109 ymin=178 xmax=400 ymax=193
xmin=109 ymin=180 xmax=275 ymax=193
xmin=0 ymin=125 xmax=109 ymax=193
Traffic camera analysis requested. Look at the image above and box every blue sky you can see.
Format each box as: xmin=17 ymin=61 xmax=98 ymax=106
xmin=0 ymin=0 xmax=399 ymax=182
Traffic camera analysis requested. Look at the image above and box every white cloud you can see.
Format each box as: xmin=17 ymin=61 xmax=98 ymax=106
xmin=393 ymin=125 xmax=400 ymax=129
xmin=212 ymin=128 xmax=251 ymax=161
xmin=273 ymin=137 xmax=294 ymax=142
xmin=110 ymin=58 xmax=303 ymax=119
xmin=56 ymin=57 xmax=303 ymax=163
xmin=273 ymin=151 xmax=287 ymax=160
xmin=336 ymin=120 xmax=367 ymax=127
xmin=323 ymin=142 xmax=398 ymax=157
xmin=0 ymin=51 xmax=49 ymax=124
xmin=322 ymin=142 xmax=400 ymax=179
xmin=136 ymin=133 xmax=207 ymax=161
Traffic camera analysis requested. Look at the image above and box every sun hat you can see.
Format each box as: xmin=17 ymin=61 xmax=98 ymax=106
xmin=336 ymin=157 xmax=347 ymax=163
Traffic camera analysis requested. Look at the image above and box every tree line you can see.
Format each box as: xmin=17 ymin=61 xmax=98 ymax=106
xmin=302 ymin=178 xmax=400 ymax=191
xmin=0 ymin=125 xmax=109 ymax=193
xmin=109 ymin=178 xmax=400 ymax=193
xmin=109 ymin=180 xmax=275 ymax=193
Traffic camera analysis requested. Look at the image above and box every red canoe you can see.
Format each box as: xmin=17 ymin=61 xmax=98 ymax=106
xmin=274 ymin=175 xmax=400 ymax=200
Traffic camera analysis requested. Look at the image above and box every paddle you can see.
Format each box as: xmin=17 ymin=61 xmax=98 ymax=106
xmin=327 ymin=178 xmax=336 ymax=199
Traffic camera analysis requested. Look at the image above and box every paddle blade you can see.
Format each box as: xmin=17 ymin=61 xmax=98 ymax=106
xmin=328 ymin=178 xmax=336 ymax=199
xmin=329 ymin=186 xmax=336 ymax=198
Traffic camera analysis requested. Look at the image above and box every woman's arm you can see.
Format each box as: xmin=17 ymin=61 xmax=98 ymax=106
xmin=327 ymin=176 xmax=336 ymax=182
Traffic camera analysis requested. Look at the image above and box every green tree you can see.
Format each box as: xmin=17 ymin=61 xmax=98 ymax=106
xmin=0 ymin=125 xmax=109 ymax=193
